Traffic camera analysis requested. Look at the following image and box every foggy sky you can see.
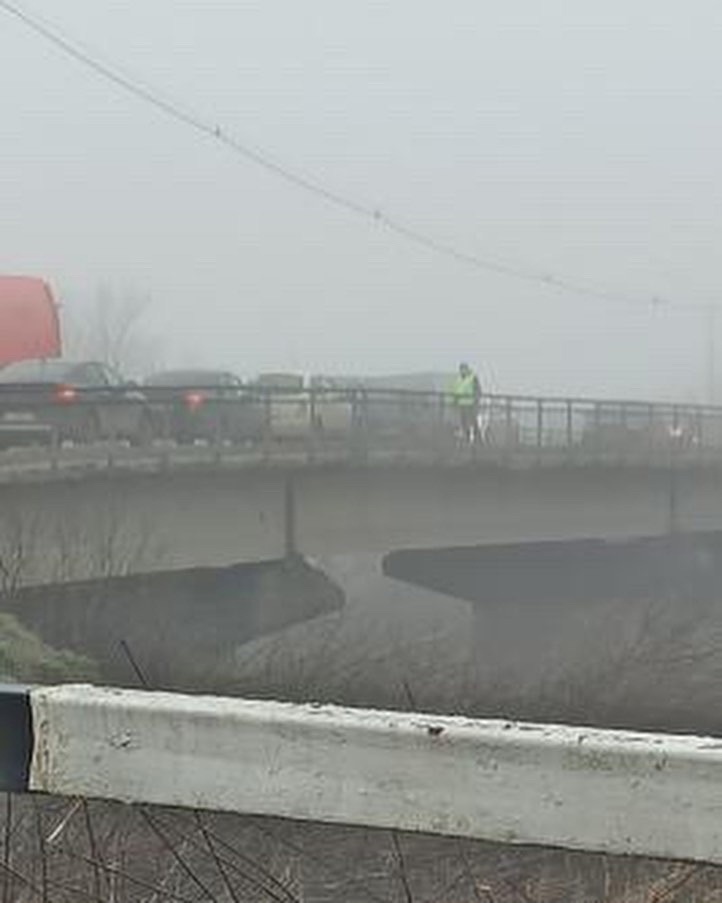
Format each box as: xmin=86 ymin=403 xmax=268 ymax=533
xmin=2 ymin=1 xmax=722 ymax=399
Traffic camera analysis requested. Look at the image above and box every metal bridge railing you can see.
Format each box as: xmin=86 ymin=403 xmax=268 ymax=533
xmin=0 ymin=383 xmax=721 ymax=466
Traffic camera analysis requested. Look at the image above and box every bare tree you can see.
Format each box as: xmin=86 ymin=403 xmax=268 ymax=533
xmin=0 ymin=509 xmax=39 ymax=599
xmin=63 ymin=283 xmax=161 ymax=376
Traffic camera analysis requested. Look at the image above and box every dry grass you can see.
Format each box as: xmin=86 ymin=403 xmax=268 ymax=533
xmin=0 ymin=798 xmax=720 ymax=903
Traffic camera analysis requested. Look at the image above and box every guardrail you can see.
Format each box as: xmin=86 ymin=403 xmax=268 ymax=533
xmin=4 ymin=683 xmax=722 ymax=864
xmin=1 ymin=383 xmax=721 ymax=469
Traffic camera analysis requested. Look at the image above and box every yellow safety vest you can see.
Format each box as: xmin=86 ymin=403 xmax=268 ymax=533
xmin=452 ymin=373 xmax=477 ymax=407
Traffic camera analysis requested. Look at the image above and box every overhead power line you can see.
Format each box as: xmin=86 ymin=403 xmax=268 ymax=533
xmin=0 ymin=0 xmax=713 ymax=314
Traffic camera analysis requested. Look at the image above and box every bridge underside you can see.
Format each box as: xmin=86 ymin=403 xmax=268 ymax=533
xmin=382 ymin=530 xmax=722 ymax=605
xmin=3 ymin=556 xmax=343 ymax=688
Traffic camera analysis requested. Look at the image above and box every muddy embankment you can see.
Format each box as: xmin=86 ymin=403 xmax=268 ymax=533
xmin=3 ymin=554 xmax=343 ymax=688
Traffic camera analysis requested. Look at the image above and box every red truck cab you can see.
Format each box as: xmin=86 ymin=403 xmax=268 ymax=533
xmin=0 ymin=276 xmax=62 ymax=367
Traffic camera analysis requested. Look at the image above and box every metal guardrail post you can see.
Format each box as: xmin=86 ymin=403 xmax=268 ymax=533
xmin=349 ymin=389 xmax=369 ymax=463
xmin=262 ymin=388 xmax=273 ymax=461
xmin=212 ymin=404 xmax=223 ymax=465
xmin=593 ymin=402 xmax=601 ymax=454
xmin=49 ymin=427 xmax=59 ymax=472
xmin=307 ymin=386 xmax=318 ymax=463
xmin=667 ymin=405 xmax=680 ymax=532
xmin=348 ymin=389 xmax=357 ymax=459
xmin=565 ymin=400 xmax=573 ymax=450
xmin=504 ymin=396 xmax=513 ymax=457
xmin=0 ymin=686 xmax=32 ymax=792
xmin=536 ymin=399 xmax=544 ymax=451
xmin=434 ymin=392 xmax=446 ymax=460
xmin=668 ymin=463 xmax=679 ymax=534
xmin=619 ymin=403 xmax=628 ymax=463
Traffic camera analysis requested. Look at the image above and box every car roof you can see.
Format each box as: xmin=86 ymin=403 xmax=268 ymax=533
xmin=145 ymin=369 xmax=239 ymax=387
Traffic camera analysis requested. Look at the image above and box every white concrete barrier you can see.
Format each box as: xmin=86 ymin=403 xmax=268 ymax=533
xmin=25 ymin=684 xmax=722 ymax=863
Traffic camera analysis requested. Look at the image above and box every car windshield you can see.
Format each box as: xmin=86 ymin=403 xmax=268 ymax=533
xmin=0 ymin=359 xmax=78 ymax=383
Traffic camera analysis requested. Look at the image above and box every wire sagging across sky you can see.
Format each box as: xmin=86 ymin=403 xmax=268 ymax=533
xmin=0 ymin=0 xmax=709 ymax=314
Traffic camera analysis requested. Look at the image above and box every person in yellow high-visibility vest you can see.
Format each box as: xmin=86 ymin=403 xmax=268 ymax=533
xmin=452 ymin=362 xmax=482 ymax=444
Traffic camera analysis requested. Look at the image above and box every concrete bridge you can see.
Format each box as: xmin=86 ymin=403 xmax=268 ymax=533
xmin=3 ymin=389 xmax=722 ymax=724
xmin=1 ymin=387 xmax=722 ymax=567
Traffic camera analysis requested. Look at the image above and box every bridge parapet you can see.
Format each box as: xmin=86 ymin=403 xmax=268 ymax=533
xmin=0 ymin=386 xmax=721 ymax=483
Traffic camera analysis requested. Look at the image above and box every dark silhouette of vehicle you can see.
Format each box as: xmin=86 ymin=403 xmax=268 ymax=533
xmin=144 ymin=369 xmax=264 ymax=444
xmin=253 ymin=373 xmax=354 ymax=439
xmin=0 ymin=359 xmax=156 ymax=448
xmin=580 ymin=405 xmax=700 ymax=452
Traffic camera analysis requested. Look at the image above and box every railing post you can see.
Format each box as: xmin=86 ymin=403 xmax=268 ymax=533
xmin=593 ymin=402 xmax=601 ymax=453
xmin=536 ymin=399 xmax=544 ymax=452
xmin=350 ymin=389 xmax=368 ymax=463
xmin=565 ymin=400 xmax=573 ymax=450
xmin=668 ymin=459 xmax=679 ymax=534
xmin=349 ymin=389 xmax=357 ymax=459
xmin=620 ymin=403 xmax=628 ymax=462
xmin=49 ymin=426 xmax=59 ymax=473
xmin=504 ymin=397 xmax=513 ymax=456
xmin=262 ymin=388 xmax=273 ymax=461
xmin=212 ymin=400 xmax=224 ymax=465
xmin=671 ymin=405 xmax=680 ymax=462
xmin=648 ymin=403 xmax=655 ymax=454
xmin=307 ymin=386 xmax=317 ymax=463
xmin=433 ymin=391 xmax=446 ymax=461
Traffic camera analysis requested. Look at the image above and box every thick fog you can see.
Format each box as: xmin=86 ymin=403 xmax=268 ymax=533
xmin=2 ymin=1 xmax=722 ymax=399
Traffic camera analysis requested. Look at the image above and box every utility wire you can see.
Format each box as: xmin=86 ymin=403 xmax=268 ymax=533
xmin=0 ymin=0 xmax=378 ymax=223
xmin=0 ymin=0 xmax=714 ymax=313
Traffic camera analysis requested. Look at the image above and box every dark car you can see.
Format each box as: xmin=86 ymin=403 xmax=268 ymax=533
xmin=0 ymin=359 xmax=156 ymax=448
xmin=144 ymin=369 xmax=264 ymax=444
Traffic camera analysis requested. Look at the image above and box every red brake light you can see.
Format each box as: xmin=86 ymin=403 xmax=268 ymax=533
xmin=55 ymin=385 xmax=78 ymax=404
xmin=185 ymin=390 xmax=205 ymax=410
